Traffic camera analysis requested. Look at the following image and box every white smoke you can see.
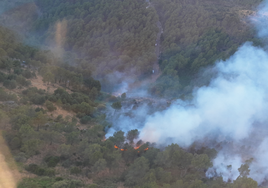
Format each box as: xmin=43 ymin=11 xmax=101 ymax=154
xmin=138 ymin=0 xmax=268 ymax=184
xmin=206 ymin=154 xmax=242 ymax=182
xmin=106 ymin=103 xmax=150 ymax=138
xmin=254 ymin=0 xmax=268 ymax=38
xmin=140 ymin=43 xmax=268 ymax=146
xmin=105 ymin=0 xmax=268 ymax=184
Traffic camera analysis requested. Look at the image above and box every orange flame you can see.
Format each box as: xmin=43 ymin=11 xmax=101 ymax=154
xmin=114 ymin=145 xmax=148 ymax=152
xmin=134 ymin=146 xmax=140 ymax=150
xmin=114 ymin=145 xmax=127 ymax=151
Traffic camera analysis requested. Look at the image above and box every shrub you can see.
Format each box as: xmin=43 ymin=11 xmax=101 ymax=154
xmin=111 ymin=101 xmax=122 ymax=110
xmin=55 ymin=115 xmax=63 ymax=122
xmin=25 ymin=164 xmax=55 ymax=176
xmin=58 ymin=144 xmax=71 ymax=158
xmin=92 ymin=159 xmax=107 ymax=173
xmin=87 ymin=184 xmax=99 ymax=188
xmin=72 ymin=102 xmax=94 ymax=115
xmin=22 ymin=70 xmax=36 ymax=79
xmin=76 ymin=112 xmax=86 ymax=118
xmin=14 ymin=68 xmax=23 ymax=75
xmin=62 ymin=103 xmax=71 ymax=111
xmin=16 ymin=75 xmax=31 ymax=87
xmin=52 ymin=180 xmax=69 ymax=188
xmin=21 ymin=139 xmax=42 ymax=157
xmin=121 ymin=93 xmax=126 ymax=99
xmin=70 ymin=166 xmax=82 ymax=175
xmin=45 ymin=101 xmax=57 ymax=112
xmin=62 ymin=159 xmax=72 ymax=168
xmin=14 ymin=152 xmax=27 ymax=163
xmin=36 ymin=168 xmax=45 ymax=176
xmin=43 ymin=168 xmax=55 ymax=177
xmin=31 ymin=94 xmax=46 ymax=105
xmin=55 ymin=177 xmax=63 ymax=181
xmin=10 ymin=137 xmax=21 ymax=150
xmin=44 ymin=156 xmax=60 ymax=167
xmin=26 ymin=164 xmax=41 ymax=174
xmin=7 ymin=74 xmax=17 ymax=80
xmin=0 ymin=72 xmax=7 ymax=82
xmin=3 ymin=79 xmax=17 ymax=89
xmin=49 ymin=95 xmax=58 ymax=102
xmin=52 ymin=180 xmax=83 ymax=188
xmin=20 ymin=97 xmax=29 ymax=104
xmin=35 ymin=107 xmax=46 ymax=113
xmin=80 ymin=115 xmax=91 ymax=124
xmin=0 ymin=87 xmax=17 ymax=101
xmin=69 ymin=180 xmax=83 ymax=188
xmin=17 ymin=179 xmax=41 ymax=188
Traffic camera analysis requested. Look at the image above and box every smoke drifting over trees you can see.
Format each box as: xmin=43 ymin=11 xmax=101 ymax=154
xmin=2 ymin=0 xmax=268 ymax=187
xmin=107 ymin=0 xmax=268 ymax=185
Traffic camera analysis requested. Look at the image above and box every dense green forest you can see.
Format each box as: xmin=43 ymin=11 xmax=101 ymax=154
xmin=0 ymin=0 xmax=266 ymax=187
xmin=150 ymin=0 xmax=263 ymax=97
xmin=1 ymin=0 xmax=264 ymax=94
xmin=33 ymin=0 xmax=159 ymax=88
xmin=0 ymin=24 xmax=262 ymax=188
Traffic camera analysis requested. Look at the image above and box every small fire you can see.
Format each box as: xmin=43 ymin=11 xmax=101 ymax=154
xmin=114 ymin=145 xmax=127 ymax=151
xmin=114 ymin=145 xmax=148 ymax=152
xmin=134 ymin=146 xmax=140 ymax=150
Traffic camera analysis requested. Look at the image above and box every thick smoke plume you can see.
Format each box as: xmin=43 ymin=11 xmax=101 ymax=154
xmin=108 ymin=0 xmax=268 ymax=184
xmin=141 ymin=43 xmax=268 ymax=145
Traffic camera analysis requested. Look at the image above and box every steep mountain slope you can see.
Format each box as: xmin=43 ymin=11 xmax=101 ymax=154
xmin=33 ymin=0 xmax=159 ymax=82
xmin=150 ymin=0 xmax=263 ymax=97
xmin=1 ymin=0 xmax=263 ymax=95
xmin=0 ymin=1 xmax=266 ymax=188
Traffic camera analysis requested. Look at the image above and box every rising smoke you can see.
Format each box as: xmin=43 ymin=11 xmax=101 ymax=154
xmin=108 ymin=0 xmax=268 ymax=184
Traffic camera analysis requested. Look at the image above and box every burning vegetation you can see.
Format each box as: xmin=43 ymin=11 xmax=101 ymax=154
xmin=114 ymin=144 xmax=149 ymax=152
xmin=108 ymin=129 xmax=149 ymax=152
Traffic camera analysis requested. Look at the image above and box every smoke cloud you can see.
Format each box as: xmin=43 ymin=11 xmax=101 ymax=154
xmin=140 ymin=43 xmax=268 ymax=146
xmin=106 ymin=0 xmax=268 ymax=184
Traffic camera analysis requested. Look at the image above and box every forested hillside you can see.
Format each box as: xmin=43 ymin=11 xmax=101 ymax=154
xmin=0 ymin=23 xmax=262 ymax=188
xmin=1 ymin=0 xmax=263 ymax=94
xmin=150 ymin=0 xmax=263 ymax=97
xmin=0 ymin=0 xmax=266 ymax=187
xmin=33 ymin=0 xmax=159 ymax=87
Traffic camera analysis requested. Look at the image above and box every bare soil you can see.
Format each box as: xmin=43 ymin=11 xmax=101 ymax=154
xmin=30 ymin=75 xmax=72 ymax=94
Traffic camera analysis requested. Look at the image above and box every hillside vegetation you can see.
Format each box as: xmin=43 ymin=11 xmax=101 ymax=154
xmin=0 ymin=0 xmax=265 ymax=187
xmin=33 ymin=0 xmax=159 ymax=87
xmin=150 ymin=0 xmax=263 ymax=97
xmin=0 ymin=0 xmax=263 ymax=94
xmin=0 ymin=25 xmax=262 ymax=188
